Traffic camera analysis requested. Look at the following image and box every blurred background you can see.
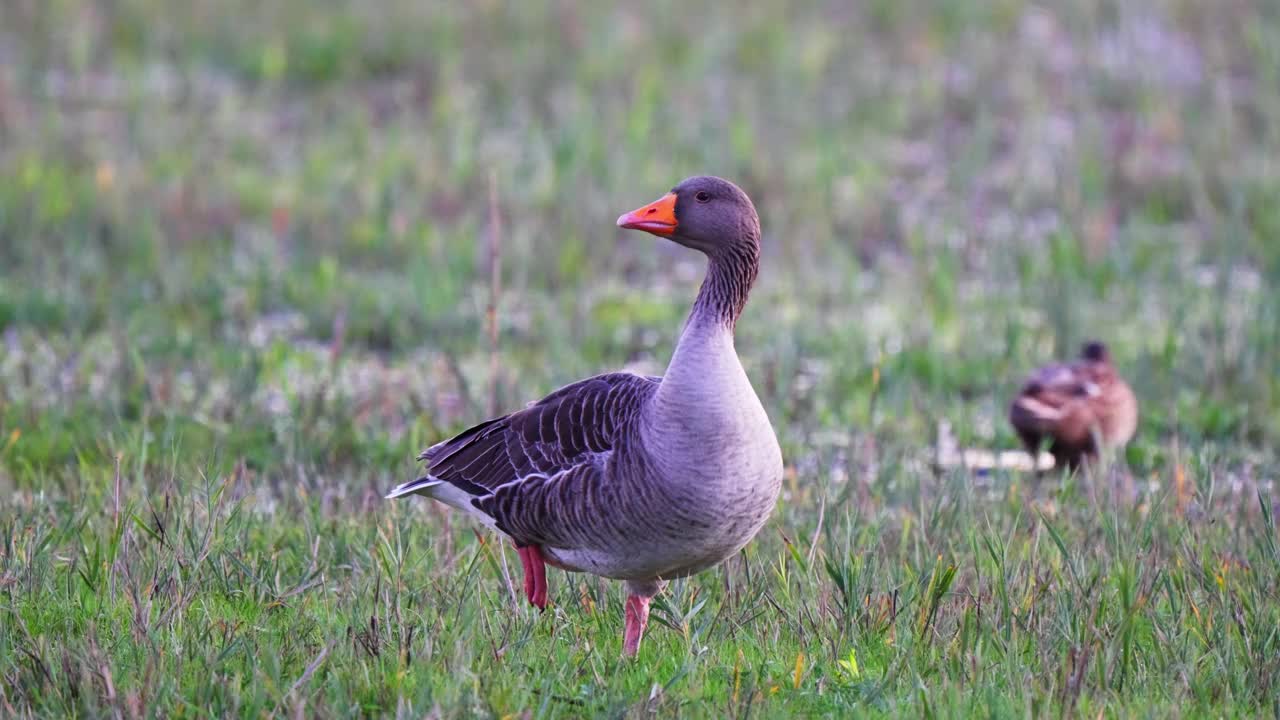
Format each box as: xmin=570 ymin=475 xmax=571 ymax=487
xmin=5 ymin=2 xmax=1274 ymax=476
xmin=5 ymin=1 xmax=1274 ymax=481
xmin=1 ymin=1 xmax=1278 ymax=714
xmin=2 ymin=1 xmax=1275 ymax=483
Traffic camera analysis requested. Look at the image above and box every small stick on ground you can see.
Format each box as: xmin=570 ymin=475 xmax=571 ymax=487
xmin=275 ymin=639 xmax=336 ymax=716
xmin=484 ymin=172 xmax=518 ymax=608
xmin=806 ymin=493 xmax=825 ymax=568
xmin=485 ymin=171 xmax=502 ymax=418
xmin=113 ymin=452 xmax=123 ymax=531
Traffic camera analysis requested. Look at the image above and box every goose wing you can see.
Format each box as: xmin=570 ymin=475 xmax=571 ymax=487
xmin=387 ymin=372 xmax=659 ymax=540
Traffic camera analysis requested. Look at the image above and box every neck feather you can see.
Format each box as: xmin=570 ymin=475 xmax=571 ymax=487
xmin=688 ymin=241 xmax=760 ymax=331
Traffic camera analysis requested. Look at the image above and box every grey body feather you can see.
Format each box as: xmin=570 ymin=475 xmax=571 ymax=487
xmin=387 ymin=175 xmax=784 ymax=591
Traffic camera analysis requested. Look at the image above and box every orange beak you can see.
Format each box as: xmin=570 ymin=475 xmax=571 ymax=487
xmin=616 ymin=192 xmax=678 ymax=237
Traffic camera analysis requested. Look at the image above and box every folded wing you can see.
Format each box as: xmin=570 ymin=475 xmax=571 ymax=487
xmin=387 ymin=372 xmax=660 ymax=543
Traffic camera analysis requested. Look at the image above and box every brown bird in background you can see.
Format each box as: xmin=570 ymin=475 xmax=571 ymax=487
xmin=1009 ymin=341 xmax=1138 ymax=472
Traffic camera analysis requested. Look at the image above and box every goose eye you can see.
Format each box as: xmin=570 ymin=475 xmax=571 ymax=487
xmin=694 ymin=191 xmax=711 ymax=203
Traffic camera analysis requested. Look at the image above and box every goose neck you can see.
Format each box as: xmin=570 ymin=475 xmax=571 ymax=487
xmin=687 ymin=244 xmax=760 ymax=331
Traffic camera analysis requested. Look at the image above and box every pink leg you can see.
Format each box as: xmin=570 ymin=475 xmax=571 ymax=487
xmin=513 ymin=543 xmax=548 ymax=610
xmin=515 ymin=545 xmax=534 ymax=602
xmin=528 ymin=545 xmax=548 ymax=610
xmin=623 ymin=594 xmax=650 ymax=657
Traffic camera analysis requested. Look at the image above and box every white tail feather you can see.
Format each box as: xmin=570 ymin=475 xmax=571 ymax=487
xmin=384 ymin=476 xmax=502 ymax=533
xmin=384 ymin=477 xmax=439 ymax=499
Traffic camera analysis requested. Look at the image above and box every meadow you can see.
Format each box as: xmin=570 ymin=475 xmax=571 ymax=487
xmin=1 ymin=1 xmax=1279 ymax=716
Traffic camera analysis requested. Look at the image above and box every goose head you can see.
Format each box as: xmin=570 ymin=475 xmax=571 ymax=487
xmin=616 ymin=176 xmax=760 ymax=258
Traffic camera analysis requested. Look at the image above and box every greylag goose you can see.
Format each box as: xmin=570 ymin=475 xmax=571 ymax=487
xmin=387 ymin=176 xmax=783 ymax=656
xmin=1009 ymin=341 xmax=1138 ymax=471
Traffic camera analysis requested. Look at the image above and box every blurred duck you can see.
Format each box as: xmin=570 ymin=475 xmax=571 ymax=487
xmin=386 ymin=177 xmax=782 ymax=657
xmin=1009 ymin=341 xmax=1138 ymax=471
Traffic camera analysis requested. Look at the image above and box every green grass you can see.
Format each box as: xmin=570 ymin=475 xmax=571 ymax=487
xmin=2 ymin=0 xmax=1279 ymax=716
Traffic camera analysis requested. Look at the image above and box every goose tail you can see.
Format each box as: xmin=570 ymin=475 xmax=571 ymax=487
xmin=385 ymin=475 xmax=441 ymax=499
xmin=384 ymin=475 xmax=502 ymax=533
